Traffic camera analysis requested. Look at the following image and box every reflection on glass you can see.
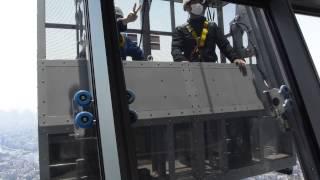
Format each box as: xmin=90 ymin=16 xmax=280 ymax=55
xmin=122 ymin=1 xmax=304 ymax=179
xmin=41 ymin=0 xmax=308 ymax=179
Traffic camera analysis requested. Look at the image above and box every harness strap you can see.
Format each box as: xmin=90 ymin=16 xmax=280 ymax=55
xmin=186 ymin=20 xmax=209 ymax=48
xmin=119 ymin=34 xmax=125 ymax=48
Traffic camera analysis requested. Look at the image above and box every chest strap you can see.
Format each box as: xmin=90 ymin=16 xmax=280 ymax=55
xmin=186 ymin=20 xmax=209 ymax=48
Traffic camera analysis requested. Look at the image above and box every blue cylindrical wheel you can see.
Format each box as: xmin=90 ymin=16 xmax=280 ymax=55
xmin=74 ymin=90 xmax=92 ymax=107
xmin=279 ymin=85 xmax=290 ymax=99
xmin=127 ymin=89 xmax=136 ymax=104
xmin=129 ymin=109 xmax=138 ymax=124
xmin=283 ymin=99 xmax=293 ymax=112
xmin=75 ymin=111 xmax=94 ymax=128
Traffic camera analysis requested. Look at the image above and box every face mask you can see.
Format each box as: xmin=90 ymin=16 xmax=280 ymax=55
xmin=190 ymin=3 xmax=204 ymax=16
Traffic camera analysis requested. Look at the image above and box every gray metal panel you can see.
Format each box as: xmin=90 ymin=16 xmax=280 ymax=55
xmin=124 ymin=62 xmax=193 ymax=119
xmin=124 ymin=62 xmax=265 ymax=120
xmin=38 ymin=60 xmax=89 ymax=127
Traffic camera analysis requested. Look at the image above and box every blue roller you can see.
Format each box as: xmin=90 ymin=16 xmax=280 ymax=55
xmin=129 ymin=109 xmax=138 ymax=124
xmin=283 ymin=99 xmax=293 ymax=112
xmin=75 ymin=111 xmax=94 ymax=128
xmin=127 ymin=89 xmax=136 ymax=104
xmin=73 ymin=90 xmax=92 ymax=107
xmin=279 ymin=85 xmax=290 ymax=99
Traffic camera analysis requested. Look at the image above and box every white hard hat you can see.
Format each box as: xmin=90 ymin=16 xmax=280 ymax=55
xmin=115 ymin=6 xmax=124 ymax=17
xmin=183 ymin=0 xmax=206 ymax=10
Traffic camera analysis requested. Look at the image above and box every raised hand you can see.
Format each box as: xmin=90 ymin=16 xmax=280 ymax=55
xmin=125 ymin=3 xmax=142 ymax=23
xmin=133 ymin=3 xmax=142 ymax=15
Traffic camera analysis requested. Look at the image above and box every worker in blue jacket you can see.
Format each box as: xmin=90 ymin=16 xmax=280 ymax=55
xmin=115 ymin=5 xmax=144 ymax=61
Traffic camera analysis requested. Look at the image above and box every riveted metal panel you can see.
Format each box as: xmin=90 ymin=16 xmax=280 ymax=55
xmin=123 ymin=62 xmax=265 ymax=121
xmin=38 ymin=59 xmax=89 ymax=127
xmin=124 ymin=62 xmax=194 ymax=119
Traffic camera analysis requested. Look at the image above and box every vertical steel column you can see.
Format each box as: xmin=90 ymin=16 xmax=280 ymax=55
xmin=37 ymin=0 xmax=46 ymax=59
xmin=170 ymin=0 xmax=176 ymax=32
xmin=151 ymin=126 xmax=166 ymax=176
xmin=191 ymin=121 xmax=205 ymax=179
xmin=217 ymin=1 xmax=226 ymax=63
xmin=218 ymin=119 xmax=229 ymax=172
xmin=140 ymin=0 xmax=152 ymax=58
xmin=167 ymin=122 xmax=176 ymax=180
xmin=37 ymin=0 xmax=48 ymax=178
xmin=38 ymin=129 xmax=50 ymax=179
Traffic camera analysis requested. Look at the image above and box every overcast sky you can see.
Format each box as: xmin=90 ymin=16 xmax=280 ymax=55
xmin=0 ymin=0 xmax=318 ymax=113
xmin=0 ymin=0 xmax=37 ymax=112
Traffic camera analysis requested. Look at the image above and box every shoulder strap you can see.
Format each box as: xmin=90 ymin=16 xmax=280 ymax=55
xmin=199 ymin=21 xmax=209 ymax=48
xmin=186 ymin=20 xmax=209 ymax=48
xmin=119 ymin=34 xmax=125 ymax=48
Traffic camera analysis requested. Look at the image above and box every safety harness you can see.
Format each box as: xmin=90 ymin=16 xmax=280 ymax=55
xmin=119 ymin=34 xmax=125 ymax=48
xmin=186 ymin=20 xmax=209 ymax=59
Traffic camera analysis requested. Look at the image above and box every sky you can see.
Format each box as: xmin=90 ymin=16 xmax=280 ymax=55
xmin=296 ymin=14 xmax=320 ymax=74
xmin=0 ymin=0 xmax=37 ymax=112
xmin=0 ymin=0 xmax=318 ymax=113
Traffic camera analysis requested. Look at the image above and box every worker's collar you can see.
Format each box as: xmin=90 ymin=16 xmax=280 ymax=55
xmin=188 ymin=16 xmax=206 ymax=23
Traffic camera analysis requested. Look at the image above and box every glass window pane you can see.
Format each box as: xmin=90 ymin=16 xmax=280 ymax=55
xmin=46 ymin=0 xmax=75 ymax=24
xmin=150 ymin=0 xmax=171 ymax=32
xmin=222 ymin=3 xmax=236 ymax=34
xmin=121 ymin=1 xmax=306 ymax=179
xmin=39 ymin=0 xmax=312 ymax=179
xmin=46 ymin=29 xmax=77 ymax=59
xmin=296 ymin=14 xmax=320 ymax=76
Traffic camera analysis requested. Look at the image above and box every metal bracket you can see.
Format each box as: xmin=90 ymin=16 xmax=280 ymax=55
xmin=264 ymin=85 xmax=292 ymax=131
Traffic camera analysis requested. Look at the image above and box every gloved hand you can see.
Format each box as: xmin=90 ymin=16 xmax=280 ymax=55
xmin=233 ymin=59 xmax=247 ymax=76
